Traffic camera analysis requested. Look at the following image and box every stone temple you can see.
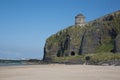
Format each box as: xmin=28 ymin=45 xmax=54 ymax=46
xmin=75 ymin=13 xmax=86 ymax=26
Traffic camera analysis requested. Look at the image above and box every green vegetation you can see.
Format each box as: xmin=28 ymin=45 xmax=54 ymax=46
xmin=85 ymin=53 xmax=120 ymax=64
xmin=53 ymin=53 xmax=120 ymax=64
xmin=54 ymin=55 xmax=83 ymax=62
xmin=96 ymin=41 xmax=114 ymax=52
xmin=112 ymin=14 xmax=120 ymax=33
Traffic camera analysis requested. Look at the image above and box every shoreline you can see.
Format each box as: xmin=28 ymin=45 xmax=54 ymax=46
xmin=0 ymin=63 xmax=119 ymax=67
xmin=0 ymin=62 xmax=119 ymax=67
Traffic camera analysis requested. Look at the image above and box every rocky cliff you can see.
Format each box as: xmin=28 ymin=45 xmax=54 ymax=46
xmin=44 ymin=10 xmax=120 ymax=63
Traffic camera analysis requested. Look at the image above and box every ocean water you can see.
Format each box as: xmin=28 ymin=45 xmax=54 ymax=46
xmin=0 ymin=60 xmax=28 ymax=66
xmin=0 ymin=63 xmax=30 ymax=66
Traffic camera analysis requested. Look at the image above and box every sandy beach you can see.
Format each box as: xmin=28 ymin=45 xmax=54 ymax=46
xmin=0 ymin=64 xmax=120 ymax=80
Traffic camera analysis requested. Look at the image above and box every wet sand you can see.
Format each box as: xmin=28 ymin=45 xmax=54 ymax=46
xmin=0 ymin=64 xmax=120 ymax=80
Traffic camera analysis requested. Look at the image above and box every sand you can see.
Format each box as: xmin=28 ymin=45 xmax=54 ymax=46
xmin=0 ymin=64 xmax=120 ymax=80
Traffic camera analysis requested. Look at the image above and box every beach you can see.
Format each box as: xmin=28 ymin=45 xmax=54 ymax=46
xmin=0 ymin=64 xmax=120 ymax=80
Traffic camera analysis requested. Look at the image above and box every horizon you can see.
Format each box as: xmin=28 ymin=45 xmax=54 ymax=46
xmin=0 ymin=0 xmax=120 ymax=60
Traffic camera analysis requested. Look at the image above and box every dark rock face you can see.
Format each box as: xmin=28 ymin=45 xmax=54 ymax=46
xmin=116 ymin=34 xmax=120 ymax=52
xmin=44 ymin=27 xmax=85 ymax=61
xmin=44 ymin=10 xmax=120 ymax=62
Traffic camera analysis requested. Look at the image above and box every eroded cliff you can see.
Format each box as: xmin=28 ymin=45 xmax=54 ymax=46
xmin=44 ymin=10 xmax=120 ymax=63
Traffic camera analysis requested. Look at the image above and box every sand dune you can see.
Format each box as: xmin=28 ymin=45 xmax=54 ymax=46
xmin=0 ymin=64 xmax=120 ymax=80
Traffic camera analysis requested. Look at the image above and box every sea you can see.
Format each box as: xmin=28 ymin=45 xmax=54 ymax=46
xmin=0 ymin=60 xmax=33 ymax=66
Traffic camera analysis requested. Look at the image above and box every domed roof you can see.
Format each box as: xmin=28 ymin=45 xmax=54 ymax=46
xmin=77 ymin=13 xmax=84 ymax=16
xmin=75 ymin=13 xmax=85 ymax=18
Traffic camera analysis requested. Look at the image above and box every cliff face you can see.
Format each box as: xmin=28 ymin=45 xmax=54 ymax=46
xmin=44 ymin=10 xmax=120 ymax=62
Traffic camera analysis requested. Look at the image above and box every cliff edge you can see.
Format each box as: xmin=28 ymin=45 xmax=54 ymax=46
xmin=43 ymin=10 xmax=120 ymax=64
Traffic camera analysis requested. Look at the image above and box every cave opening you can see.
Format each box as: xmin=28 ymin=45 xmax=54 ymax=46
xmin=71 ymin=51 xmax=75 ymax=56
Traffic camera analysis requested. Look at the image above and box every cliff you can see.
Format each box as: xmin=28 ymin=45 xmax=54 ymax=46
xmin=43 ymin=10 xmax=120 ymax=63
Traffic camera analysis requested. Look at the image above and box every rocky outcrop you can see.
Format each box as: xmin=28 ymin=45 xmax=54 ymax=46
xmin=44 ymin=10 xmax=120 ymax=62
xmin=116 ymin=34 xmax=120 ymax=52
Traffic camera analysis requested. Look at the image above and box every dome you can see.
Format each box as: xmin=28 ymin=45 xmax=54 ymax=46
xmin=75 ymin=13 xmax=85 ymax=18
xmin=77 ymin=13 xmax=84 ymax=16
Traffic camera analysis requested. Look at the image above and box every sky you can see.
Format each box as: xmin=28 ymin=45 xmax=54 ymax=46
xmin=0 ymin=0 xmax=120 ymax=60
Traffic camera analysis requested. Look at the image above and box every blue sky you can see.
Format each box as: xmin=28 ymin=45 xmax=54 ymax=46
xmin=0 ymin=0 xmax=120 ymax=60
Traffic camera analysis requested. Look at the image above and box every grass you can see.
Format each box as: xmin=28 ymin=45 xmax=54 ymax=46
xmin=53 ymin=55 xmax=83 ymax=62
xmin=85 ymin=53 xmax=120 ymax=63
xmin=96 ymin=41 xmax=114 ymax=52
xmin=53 ymin=52 xmax=120 ymax=64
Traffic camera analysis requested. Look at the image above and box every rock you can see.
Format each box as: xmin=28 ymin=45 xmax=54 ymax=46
xmin=43 ymin=10 xmax=120 ymax=63
xmin=116 ymin=34 xmax=120 ymax=52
